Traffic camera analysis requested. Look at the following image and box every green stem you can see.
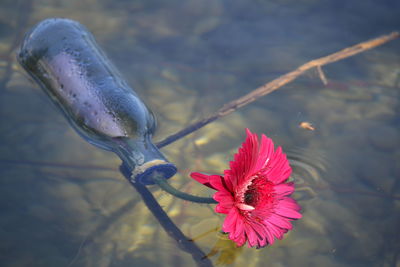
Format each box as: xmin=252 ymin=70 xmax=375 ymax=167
xmin=151 ymin=172 xmax=217 ymax=204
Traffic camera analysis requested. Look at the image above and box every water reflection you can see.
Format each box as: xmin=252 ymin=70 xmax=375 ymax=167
xmin=1 ymin=0 xmax=400 ymax=266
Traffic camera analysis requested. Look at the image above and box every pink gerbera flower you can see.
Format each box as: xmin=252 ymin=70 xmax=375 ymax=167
xmin=190 ymin=129 xmax=302 ymax=248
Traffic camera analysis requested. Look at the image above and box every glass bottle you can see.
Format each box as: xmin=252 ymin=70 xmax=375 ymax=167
xmin=17 ymin=18 xmax=177 ymax=185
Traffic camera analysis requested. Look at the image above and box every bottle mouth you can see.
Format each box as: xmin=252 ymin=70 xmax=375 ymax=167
xmin=132 ymin=159 xmax=177 ymax=185
xmin=114 ymin=136 xmax=177 ymax=185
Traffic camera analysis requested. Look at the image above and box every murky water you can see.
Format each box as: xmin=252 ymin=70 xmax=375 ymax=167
xmin=0 ymin=0 xmax=399 ymax=266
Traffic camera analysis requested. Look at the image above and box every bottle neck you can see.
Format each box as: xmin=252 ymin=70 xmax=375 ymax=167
xmin=115 ymin=136 xmax=216 ymax=204
xmin=114 ymin=136 xmax=177 ymax=185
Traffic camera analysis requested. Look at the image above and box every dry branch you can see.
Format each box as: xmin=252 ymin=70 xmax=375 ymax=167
xmin=157 ymin=31 xmax=399 ymax=148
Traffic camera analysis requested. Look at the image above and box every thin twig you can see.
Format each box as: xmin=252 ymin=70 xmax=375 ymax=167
xmin=156 ymin=31 xmax=399 ymax=148
xmin=317 ymin=66 xmax=328 ymax=86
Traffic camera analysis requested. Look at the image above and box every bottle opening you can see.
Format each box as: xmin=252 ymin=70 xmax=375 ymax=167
xmin=132 ymin=159 xmax=177 ymax=185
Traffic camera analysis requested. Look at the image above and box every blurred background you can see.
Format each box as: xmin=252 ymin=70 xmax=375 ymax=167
xmin=0 ymin=0 xmax=399 ymax=266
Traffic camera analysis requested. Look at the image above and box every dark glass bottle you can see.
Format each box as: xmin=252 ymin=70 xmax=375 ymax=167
xmin=17 ymin=18 xmax=177 ymax=185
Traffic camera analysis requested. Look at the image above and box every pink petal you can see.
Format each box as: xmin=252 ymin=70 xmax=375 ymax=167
xmin=249 ymin=220 xmax=267 ymax=238
xmin=273 ymin=183 xmax=295 ymax=196
xmin=223 ymin=208 xmax=239 ymax=233
xmin=190 ymin=172 xmax=214 ymax=188
xmin=264 ymin=226 xmax=275 ymax=245
xmin=233 ymin=216 xmax=244 ymax=239
xmin=215 ymin=198 xmax=234 ymax=211
xmin=209 ymin=175 xmax=230 ymax=192
xmin=279 ymin=197 xmax=302 ymax=211
xmin=265 ymin=147 xmax=292 ymax=184
xmin=245 ymin=224 xmax=258 ymax=247
xmin=254 ymin=134 xmax=275 ymax=171
xmin=275 ymin=206 xmax=302 ymax=219
xmin=257 ymin=238 xmax=267 ymax=248
xmin=236 ymin=203 xmax=255 ymax=211
xmin=215 ymin=203 xmax=232 ymax=213
xmin=229 ymin=129 xmax=260 ymax=188
xmin=233 ymin=234 xmax=246 ymax=247
xmin=247 ymin=221 xmax=268 ymax=247
xmin=267 ymin=213 xmax=293 ymax=230
xmin=265 ymin=221 xmax=285 ymax=240
xmin=222 ymin=171 xmax=235 ymax=192
xmin=213 ymin=191 xmax=232 ymax=202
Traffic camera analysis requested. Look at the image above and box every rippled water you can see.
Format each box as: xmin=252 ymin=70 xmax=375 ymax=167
xmin=0 ymin=0 xmax=399 ymax=266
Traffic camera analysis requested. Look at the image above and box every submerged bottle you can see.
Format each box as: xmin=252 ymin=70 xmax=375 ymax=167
xmin=17 ymin=18 xmax=177 ymax=185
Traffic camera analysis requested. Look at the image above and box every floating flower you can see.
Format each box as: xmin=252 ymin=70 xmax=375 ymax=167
xmin=190 ymin=129 xmax=302 ymax=248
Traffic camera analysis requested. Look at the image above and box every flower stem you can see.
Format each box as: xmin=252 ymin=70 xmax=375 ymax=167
xmin=151 ymin=172 xmax=217 ymax=204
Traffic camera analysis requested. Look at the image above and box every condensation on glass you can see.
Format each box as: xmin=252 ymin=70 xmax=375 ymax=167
xmin=17 ymin=18 xmax=177 ymax=185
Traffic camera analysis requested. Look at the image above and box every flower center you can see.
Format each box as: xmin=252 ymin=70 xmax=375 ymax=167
xmin=243 ymin=175 xmax=274 ymax=208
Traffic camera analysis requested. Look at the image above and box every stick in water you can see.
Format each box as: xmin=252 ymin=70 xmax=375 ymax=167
xmin=156 ymin=32 xmax=399 ymax=148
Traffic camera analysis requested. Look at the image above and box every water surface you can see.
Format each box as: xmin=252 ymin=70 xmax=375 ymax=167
xmin=0 ymin=0 xmax=399 ymax=266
